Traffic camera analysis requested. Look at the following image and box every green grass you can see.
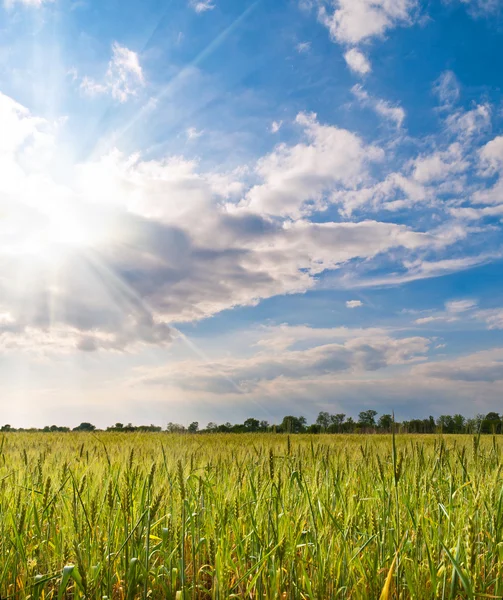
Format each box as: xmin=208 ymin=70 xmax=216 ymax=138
xmin=0 ymin=432 xmax=502 ymax=599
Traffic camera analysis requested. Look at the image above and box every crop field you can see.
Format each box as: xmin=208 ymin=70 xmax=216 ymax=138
xmin=0 ymin=433 xmax=502 ymax=599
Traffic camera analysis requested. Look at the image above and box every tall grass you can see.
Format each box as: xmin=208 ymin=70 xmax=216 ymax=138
xmin=0 ymin=433 xmax=501 ymax=599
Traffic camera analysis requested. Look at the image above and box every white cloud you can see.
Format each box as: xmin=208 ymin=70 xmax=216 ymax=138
xmin=446 ymin=104 xmax=491 ymax=138
xmin=4 ymin=0 xmax=51 ymax=6
xmin=243 ymin=112 xmax=384 ymax=218
xmin=413 ymin=299 xmax=481 ymax=326
xmin=472 ymin=135 xmax=503 ymax=205
xmin=455 ymin=0 xmax=501 ymax=16
xmin=346 ymin=299 xmax=363 ymax=308
xmin=433 ymin=70 xmax=460 ymax=107
xmin=352 ymin=84 xmax=405 ymax=128
xmin=415 ymin=316 xmax=449 ymax=325
xmin=445 ymin=299 xmax=477 ymax=313
xmin=186 ymin=127 xmax=204 ymax=140
xmin=412 ymin=143 xmax=468 ymax=183
xmin=189 ymin=0 xmax=215 ymax=13
xmin=0 ymin=91 xmax=497 ymax=356
xmin=475 ymin=309 xmax=503 ymax=330
xmin=296 ymin=42 xmax=312 ymax=53
xmin=374 ymin=99 xmax=406 ymax=128
xmin=333 ymin=172 xmax=427 ymax=216
xmin=414 ymin=348 xmax=503 ymax=383
xmin=344 ymin=48 xmax=371 ymax=75
xmin=318 ymin=0 xmax=418 ymax=45
xmin=270 ymin=120 xmax=283 ymax=134
xmin=478 ymin=135 xmax=503 ymax=174
xmin=133 ymin=327 xmax=431 ymax=393
xmin=81 ymin=43 xmax=145 ymax=103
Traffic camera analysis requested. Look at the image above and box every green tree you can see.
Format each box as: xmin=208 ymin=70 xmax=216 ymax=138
xmin=482 ymin=412 xmax=501 ymax=434
xmin=378 ymin=414 xmax=393 ymax=431
xmin=280 ymin=416 xmax=307 ymax=433
xmin=358 ymin=410 xmax=378 ymax=428
xmin=330 ymin=414 xmax=346 ymax=432
xmin=73 ymin=422 xmax=96 ymax=432
xmin=188 ymin=422 xmax=199 ymax=433
xmin=316 ymin=411 xmax=331 ymax=431
xmin=243 ymin=418 xmax=260 ymax=432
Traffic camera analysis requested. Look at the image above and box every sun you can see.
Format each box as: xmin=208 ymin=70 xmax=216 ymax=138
xmin=4 ymin=196 xmax=111 ymax=261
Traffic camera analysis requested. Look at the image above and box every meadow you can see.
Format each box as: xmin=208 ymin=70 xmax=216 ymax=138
xmin=0 ymin=432 xmax=502 ymax=599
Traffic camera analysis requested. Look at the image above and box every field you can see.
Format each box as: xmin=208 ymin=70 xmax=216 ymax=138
xmin=0 ymin=433 xmax=502 ymax=599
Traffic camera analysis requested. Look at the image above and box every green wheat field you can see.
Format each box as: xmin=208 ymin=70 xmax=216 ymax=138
xmin=1 ymin=433 xmax=502 ymax=599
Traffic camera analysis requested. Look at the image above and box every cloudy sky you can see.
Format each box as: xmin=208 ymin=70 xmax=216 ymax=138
xmin=1 ymin=0 xmax=503 ymax=427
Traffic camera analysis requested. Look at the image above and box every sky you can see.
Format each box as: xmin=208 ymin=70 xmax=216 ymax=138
xmin=0 ymin=0 xmax=503 ymax=428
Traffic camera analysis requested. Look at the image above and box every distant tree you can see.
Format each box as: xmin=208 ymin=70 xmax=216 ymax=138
xmin=259 ymin=420 xmax=270 ymax=431
xmin=206 ymin=422 xmax=218 ymax=432
xmin=452 ymin=414 xmax=466 ymax=433
xmin=344 ymin=417 xmax=356 ymax=432
xmin=482 ymin=412 xmax=501 ymax=434
xmin=188 ymin=422 xmax=199 ymax=433
xmin=378 ymin=414 xmax=393 ymax=431
xmin=243 ymin=418 xmax=260 ymax=432
xmin=167 ymin=422 xmax=186 ymax=433
xmin=73 ymin=422 xmax=96 ymax=432
xmin=330 ymin=414 xmax=346 ymax=433
xmin=437 ymin=415 xmax=455 ymax=433
xmin=1 ymin=424 xmax=12 ymax=432
xmin=358 ymin=410 xmax=378 ymax=429
xmin=316 ymin=411 xmax=331 ymax=431
xmin=115 ymin=423 xmax=124 ymax=430
xmin=280 ymin=416 xmax=307 ymax=433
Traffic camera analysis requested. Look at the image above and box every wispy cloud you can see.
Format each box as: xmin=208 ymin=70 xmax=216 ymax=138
xmin=346 ymin=300 xmax=363 ymax=308
xmin=189 ymin=0 xmax=215 ymax=13
xmin=270 ymin=120 xmax=283 ymax=133
xmin=433 ymin=70 xmax=460 ymax=108
xmin=296 ymin=41 xmax=311 ymax=53
xmin=351 ymin=84 xmax=405 ymax=128
xmin=81 ymin=42 xmax=145 ymax=103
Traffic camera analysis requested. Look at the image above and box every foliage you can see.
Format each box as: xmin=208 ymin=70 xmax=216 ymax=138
xmin=3 ymin=411 xmax=503 ymax=434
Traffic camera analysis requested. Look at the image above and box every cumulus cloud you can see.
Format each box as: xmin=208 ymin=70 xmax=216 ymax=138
xmin=318 ymin=0 xmax=418 ymax=45
xmin=344 ymin=48 xmax=371 ymax=75
xmin=446 ymin=104 xmax=491 ymax=139
xmin=81 ymin=43 xmax=144 ymax=103
xmin=243 ymin=112 xmax=384 ymax=217
xmin=0 ymin=91 xmax=497 ymax=355
xmin=472 ymin=135 xmax=503 ymax=205
xmin=333 ymin=172 xmax=427 ymax=216
xmin=412 ymin=143 xmax=468 ymax=184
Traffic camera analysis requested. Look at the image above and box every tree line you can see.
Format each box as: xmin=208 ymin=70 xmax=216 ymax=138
xmin=2 ymin=410 xmax=503 ymax=434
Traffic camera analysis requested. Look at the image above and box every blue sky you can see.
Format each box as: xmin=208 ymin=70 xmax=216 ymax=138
xmin=0 ymin=0 xmax=503 ymax=427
